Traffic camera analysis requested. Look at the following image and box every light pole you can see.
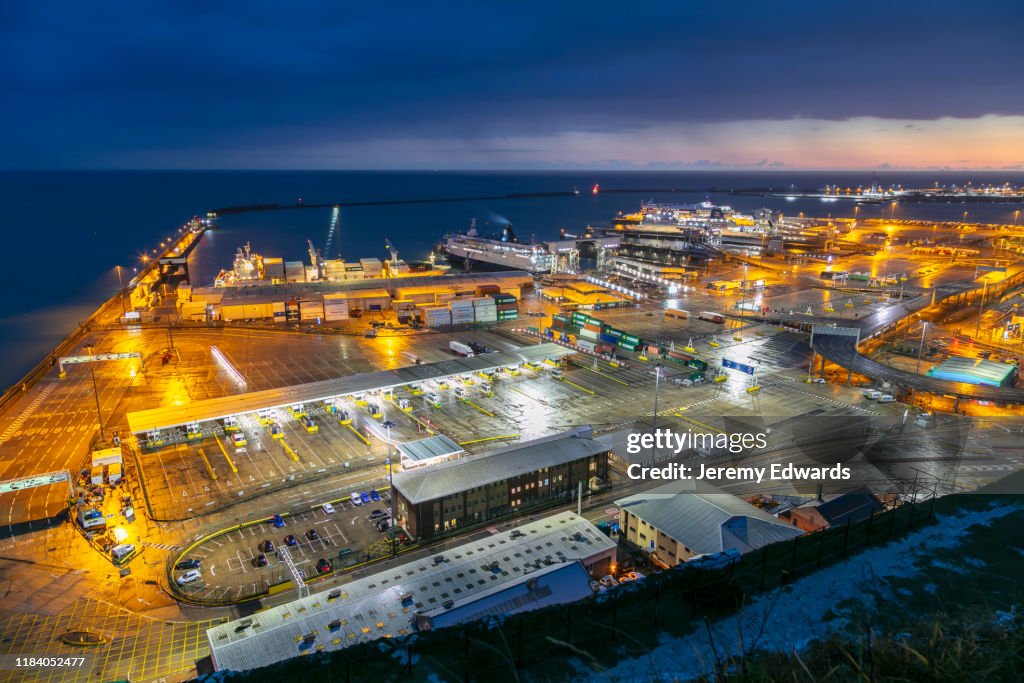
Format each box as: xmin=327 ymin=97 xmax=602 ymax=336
xmin=115 ymin=265 xmax=126 ymax=316
xmin=651 ymin=364 xmax=663 ymax=459
xmin=915 ymin=321 xmax=928 ymax=376
xmin=85 ymin=343 xmax=106 ymax=442
xmin=384 ymin=422 xmax=397 ymax=558
xmin=975 ymin=280 xmax=989 ymax=339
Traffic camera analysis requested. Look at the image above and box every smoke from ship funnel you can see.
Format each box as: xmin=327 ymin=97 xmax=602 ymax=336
xmin=485 ymin=211 xmax=510 ymax=226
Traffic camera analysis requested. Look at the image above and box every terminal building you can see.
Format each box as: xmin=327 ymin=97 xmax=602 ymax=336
xmin=206 ymin=511 xmax=615 ymax=673
xmin=926 ymin=356 xmax=1017 ymax=387
xmin=391 ymin=427 xmax=610 ymax=540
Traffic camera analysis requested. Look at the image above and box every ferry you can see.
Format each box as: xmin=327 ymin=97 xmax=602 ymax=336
xmin=442 ymin=221 xmax=554 ymax=273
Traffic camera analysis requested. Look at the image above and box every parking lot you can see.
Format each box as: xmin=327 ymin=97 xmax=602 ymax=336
xmin=173 ymin=491 xmax=397 ymax=602
xmin=138 ymin=399 xmax=401 ymax=519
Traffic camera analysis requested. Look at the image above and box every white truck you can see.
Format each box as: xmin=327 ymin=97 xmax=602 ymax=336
xmin=449 ymin=341 xmax=475 ymax=357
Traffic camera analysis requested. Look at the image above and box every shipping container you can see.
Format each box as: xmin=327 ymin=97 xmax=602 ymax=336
xmin=577 ymin=339 xmax=598 ymax=352
xmin=285 ymin=261 xmax=305 ymax=282
xmin=580 ymin=328 xmax=599 ymax=341
xmin=599 ymin=333 xmax=618 ymax=344
xmin=299 ymin=300 xmax=324 ymax=321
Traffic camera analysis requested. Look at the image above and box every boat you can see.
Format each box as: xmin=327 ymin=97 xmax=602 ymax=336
xmin=215 ymin=243 xmax=263 ymax=287
xmin=442 ymin=220 xmax=555 ymax=273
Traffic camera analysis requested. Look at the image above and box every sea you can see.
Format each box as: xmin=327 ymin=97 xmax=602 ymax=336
xmin=1 ymin=169 xmax=1023 ymax=390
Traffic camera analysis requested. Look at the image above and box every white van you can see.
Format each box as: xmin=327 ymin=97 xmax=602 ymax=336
xmin=176 ymin=569 xmax=202 ymax=586
xmin=110 ymin=544 xmax=135 ymax=561
xmin=863 ymin=390 xmax=882 ymax=400
xmin=877 ymin=394 xmax=896 ymax=403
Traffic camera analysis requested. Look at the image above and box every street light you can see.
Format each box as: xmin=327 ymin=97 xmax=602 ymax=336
xmin=915 ymin=321 xmax=929 ymax=376
xmin=84 ymin=343 xmax=106 ymax=442
xmin=115 ymin=265 xmax=126 ymax=316
xmin=385 ymin=455 xmax=397 ymax=558
xmin=651 ymin=363 xmax=663 ymax=438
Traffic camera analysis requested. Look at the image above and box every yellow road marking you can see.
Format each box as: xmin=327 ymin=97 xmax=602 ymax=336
xmin=213 ymin=435 xmax=237 ymax=473
xmin=198 ymin=448 xmax=217 ymax=480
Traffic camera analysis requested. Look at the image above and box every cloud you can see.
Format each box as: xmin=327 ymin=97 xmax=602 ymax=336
xmin=1 ymin=1 xmax=1023 ymax=169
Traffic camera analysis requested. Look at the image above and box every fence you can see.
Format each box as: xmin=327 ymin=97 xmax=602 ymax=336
xmin=232 ymin=497 xmax=937 ymax=682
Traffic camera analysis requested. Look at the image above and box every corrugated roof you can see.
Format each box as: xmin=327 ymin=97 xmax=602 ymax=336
xmin=615 ymin=488 xmax=801 ymax=555
xmin=207 ymin=511 xmax=613 ymax=673
xmin=127 ymin=343 xmax=573 ymax=434
xmin=392 ymin=427 xmax=608 ymax=504
xmin=422 ymin=561 xmax=593 ymax=631
xmin=396 ymin=434 xmax=464 ymax=464
xmin=926 ymin=356 xmax=1016 ymax=386
xmin=799 ymin=489 xmax=883 ymax=525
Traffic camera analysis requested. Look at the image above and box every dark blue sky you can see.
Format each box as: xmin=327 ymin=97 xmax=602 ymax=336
xmin=3 ymin=1 xmax=1023 ymax=169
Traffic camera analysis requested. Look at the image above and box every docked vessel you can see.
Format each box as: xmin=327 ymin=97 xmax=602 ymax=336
xmin=442 ymin=220 xmax=555 ymax=273
xmin=215 ymin=243 xmax=264 ymax=287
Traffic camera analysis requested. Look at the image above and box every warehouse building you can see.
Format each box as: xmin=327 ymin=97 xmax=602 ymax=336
xmin=615 ymin=483 xmax=802 ymax=569
xmin=392 ymin=427 xmax=610 ymax=540
xmin=179 ymin=271 xmax=532 ymax=322
xmin=206 ymin=511 xmax=615 ymax=673
xmin=926 ymin=356 xmax=1017 ymax=387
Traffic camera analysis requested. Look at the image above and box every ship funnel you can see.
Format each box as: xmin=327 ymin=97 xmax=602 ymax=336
xmin=501 ymin=224 xmax=518 ymax=243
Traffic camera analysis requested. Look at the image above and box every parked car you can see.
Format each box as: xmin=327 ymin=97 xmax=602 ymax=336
xmin=271 ymin=514 xmax=285 ymax=528
xmin=360 ymin=492 xmax=371 ymax=504
xmin=258 ymin=540 xmax=274 ymax=553
xmin=376 ymin=519 xmax=391 ymax=533
xmin=350 ymin=492 xmax=362 ymax=506
xmin=253 ymin=554 xmax=268 ymax=568
xmin=811 ymin=377 xmax=826 ymax=384
xmin=598 ymin=575 xmax=619 ymax=588
xmin=306 ymin=529 xmax=320 ymax=541
xmin=322 ymin=503 xmax=336 ymax=514
xmin=176 ymin=570 xmax=202 ymax=586
xmin=316 ymin=558 xmax=332 ymax=573
xmin=369 ymin=490 xmax=381 ymax=502
xmin=369 ymin=509 xmax=389 ymax=520
xmin=877 ymin=394 xmax=896 ymax=403
xmin=284 ymin=534 xmax=298 ymax=547
xmin=175 ymin=558 xmax=201 ymax=571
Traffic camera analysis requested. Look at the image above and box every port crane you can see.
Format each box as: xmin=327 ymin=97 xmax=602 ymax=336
xmin=307 ymin=239 xmax=323 ymax=280
xmin=383 ymin=238 xmax=400 ymax=277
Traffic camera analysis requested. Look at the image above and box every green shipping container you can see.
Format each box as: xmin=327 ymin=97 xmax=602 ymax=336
xmin=604 ymin=327 xmax=624 ymax=338
xmin=623 ymin=334 xmax=641 ymax=344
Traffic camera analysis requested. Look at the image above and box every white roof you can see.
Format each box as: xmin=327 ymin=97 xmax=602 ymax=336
xmin=126 ymin=344 xmax=573 ymax=434
xmin=207 ymin=511 xmax=614 ymax=673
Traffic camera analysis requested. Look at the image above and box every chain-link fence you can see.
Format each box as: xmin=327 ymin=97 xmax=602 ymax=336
xmin=224 ymin=497 xmax=937 ymax=682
